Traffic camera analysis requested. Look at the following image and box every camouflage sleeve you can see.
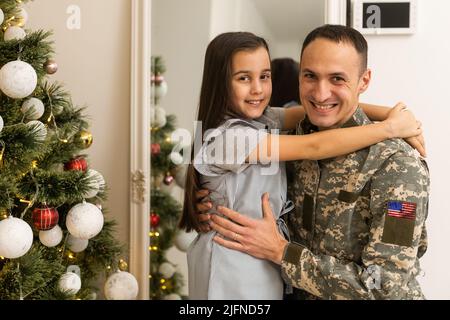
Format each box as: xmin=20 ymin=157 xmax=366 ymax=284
xmin=280 ymin=153 xmax=429 ymax=300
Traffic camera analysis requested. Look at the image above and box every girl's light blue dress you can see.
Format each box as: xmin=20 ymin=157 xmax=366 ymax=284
xmin=187 ymin=107 xmax=292 ymax=300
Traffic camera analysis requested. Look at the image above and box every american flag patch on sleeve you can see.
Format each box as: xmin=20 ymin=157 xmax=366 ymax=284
xmin=387 ymin=201 xmax=417 ymax=220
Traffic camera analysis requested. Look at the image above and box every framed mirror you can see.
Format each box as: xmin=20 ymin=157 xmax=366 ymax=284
xmin=141 ymin=0 xmax=345 ymax=299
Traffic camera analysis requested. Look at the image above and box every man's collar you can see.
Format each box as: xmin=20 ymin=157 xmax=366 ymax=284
xmin=300 ymin=106 xmax=372 ymax=134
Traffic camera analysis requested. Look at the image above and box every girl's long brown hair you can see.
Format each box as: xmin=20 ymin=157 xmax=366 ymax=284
xmin=179 ymin=32 xmax=269 ymax=232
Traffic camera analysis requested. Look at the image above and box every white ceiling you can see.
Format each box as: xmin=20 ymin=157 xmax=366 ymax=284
xmin=251 ymin=0 xmax=325 ymax=40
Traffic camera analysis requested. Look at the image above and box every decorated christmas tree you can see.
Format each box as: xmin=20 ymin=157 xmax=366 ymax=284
xmin=150 ymin=56 xmax=196 ymax=300
xmin=0 ymin=0 xmax=137 ymax=299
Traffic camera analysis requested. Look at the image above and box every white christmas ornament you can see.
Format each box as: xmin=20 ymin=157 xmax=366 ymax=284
xmin=58 ymin=272 xmax=81 ymax=295
xmin=174 ymin=229 xmax=198 ymax=252
xmin=83 ymin=183 xmax=99 ymax=199
xmin=0 ymin=9 xmax=4 ymax=25
xmin=0 ymin=115 xmax=4 ymax=133
xmin=26 ymin=120 xmax=47 ymax=141
xmin=0 ymin=216 xmax=33 ymax=259
xmin=83 ymin=172 xmax=99 ymax=199
xmin=0 ymin=60 xmax=37 ymax=99
xmin=90 ymin=169 xmax=106 ymax=190
xmin=104 ymin=271 xmax=139 ymax=300
xmin=4 ymin=26 xmax=26 ymax=41
xmin=169 ymin=152 xmax=183 ymax=165
xmin=150 ymin=105 xmax=155 ymax=123
xmin=84 ymin=169 xmax=105 ymax=198
xmin=67 ymin=234 xmax=89 ymax=253
xmin=158 ymin=262 xmax=176 ymax=279
xmin=21 ymin=97 xmax=45 ymax=120
xmin=154 ymin=80 xmax=168 ymax=100
xmin=151 ymin=106 xmax=166 ymax=128
xmin=39 ymin=225 xmax=63 ymax=247
xmin=163 ymin=293 xmax=182 ymax=300
xmin=18 ymin=7 xmax=29 ymax=25
xmin=66 ymin=202 xmax=104 ymax=240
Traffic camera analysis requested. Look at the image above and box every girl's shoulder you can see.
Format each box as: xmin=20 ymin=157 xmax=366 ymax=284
xmin=256 ymin=106 xmax=285 ymax=130
xmin=219 ymin=118 xmax=265 ymax=131
xmin=194 ymin=118 xmax=269 ymax=177
xmin=202 ymin=118 xmax=266 ymax=149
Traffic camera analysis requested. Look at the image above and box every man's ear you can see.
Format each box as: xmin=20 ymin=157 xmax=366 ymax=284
xmin=358 ymin=69 xmax=371 ymax=94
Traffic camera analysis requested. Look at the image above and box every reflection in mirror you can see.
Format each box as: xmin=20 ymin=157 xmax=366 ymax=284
xmin=150 ymin=0 xmax=325 ymax=299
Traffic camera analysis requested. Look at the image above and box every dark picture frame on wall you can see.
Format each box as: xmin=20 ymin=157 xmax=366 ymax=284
xmin=352 ymin=0 xmax=417 ymax=34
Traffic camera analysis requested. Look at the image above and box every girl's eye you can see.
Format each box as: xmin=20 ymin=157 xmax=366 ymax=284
xmin=261 ymin=73 xmax=271 ymax=80
xmin=238 ymin=75 xmax=250 ymax=81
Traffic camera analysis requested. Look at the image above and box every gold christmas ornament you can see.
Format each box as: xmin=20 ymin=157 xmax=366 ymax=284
xmin=118 ymin=259 xmax=128 ymax=271
xmin=0 ymin=142 xmax=5 ymax=168
xmin=9 ymin=16 xmax=25 ymax=28
xmin=18 ymin=198 xmax=32 ymax=205
xmin=160 ymin=278 xmax=173 ymax=291
xmin=0 ymin=208 xmax=8 ymax=220
xmin=79 ymin=130 xmax=93 ymax=148
xmin=44 ymin=59 xmax=58 ymax=75
xmin=2 ymin=17 xmax=14 ymax=32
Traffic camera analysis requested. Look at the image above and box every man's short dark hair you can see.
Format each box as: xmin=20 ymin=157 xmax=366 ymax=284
xmin=301 ymin=24 xmax=368 ymax=75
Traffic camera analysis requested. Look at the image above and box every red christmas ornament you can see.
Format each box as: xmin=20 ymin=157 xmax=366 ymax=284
xmin=151 ymin=143 xmax=161 ymax=156
xmin=163 ymin=174 xmax=174 ymax=185
xmin=150 ymin=212 xmax=160 ymax=227
xmin=64 ymin=157 xmax=88 ymax=171
xmin=154 ymin=74 xmax=164 ymax=85
xmin=32 ymin=206 xmax=59 ymax=230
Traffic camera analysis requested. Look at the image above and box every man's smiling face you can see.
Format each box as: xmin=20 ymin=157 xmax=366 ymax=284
xmin=299 ymin=38 xmax=371 ymax=130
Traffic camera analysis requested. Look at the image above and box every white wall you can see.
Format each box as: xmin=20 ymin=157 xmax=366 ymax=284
xmin=248 ymin=0 xmax=324 ymax=60
xmin=25 ymin=0 xmax=131 ymax=256
xmin=271 ymin=40 xmax=302 ymax=60
xmin=151 ymin=0 xmax=211 ymax=136
xmin=237 ymin=0 xmax=276 ymax=46
xmin=209 ymin=0 xmax=276 ymax=43
xmin=209 ymin=0 xmax=240 ymax=39
xmin=360 ymin=0 xmax=450 ymax=299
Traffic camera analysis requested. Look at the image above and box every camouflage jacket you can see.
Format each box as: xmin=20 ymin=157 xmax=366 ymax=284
xmin=281 ymin=107 xmax=429 ymax=300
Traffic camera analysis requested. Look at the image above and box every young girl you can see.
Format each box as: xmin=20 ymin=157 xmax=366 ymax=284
xmin=179 ymin=32 xmax=422 ymax=300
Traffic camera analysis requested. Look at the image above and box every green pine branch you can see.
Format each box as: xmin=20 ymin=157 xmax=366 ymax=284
xmin=0 ymin=29 xmax=54 ymax=79
xmin=0 ymin=0 xmax=33 ymax=19
xmin=151 ymin=56 xmax=166 ymax=75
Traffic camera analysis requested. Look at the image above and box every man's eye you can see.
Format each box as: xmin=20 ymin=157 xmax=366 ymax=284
xmin=332 ymin=76 xmax=345 ymax=82
xmin=304 ymin=73 xmax=314 ymax=79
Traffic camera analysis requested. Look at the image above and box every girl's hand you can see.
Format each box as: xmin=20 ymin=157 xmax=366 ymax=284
xmin=384 ymin=103 xmax=426 ymax=157
xmin=405 ymin=135 xmax=426 ymax=157
xmin=195 ymin=189 xmax=212 ymax=233
xmin=385 ymin=102 xmax=422 ymax=138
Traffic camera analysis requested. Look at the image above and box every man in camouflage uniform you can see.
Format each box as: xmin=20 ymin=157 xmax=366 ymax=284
xmin=210 ymin=24 xmax=429 ymax=299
